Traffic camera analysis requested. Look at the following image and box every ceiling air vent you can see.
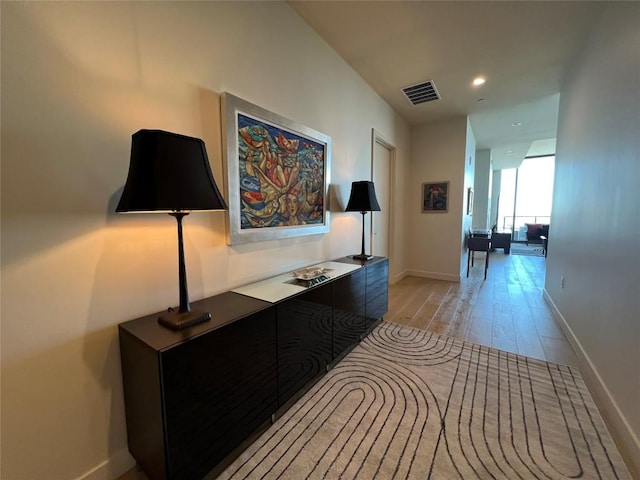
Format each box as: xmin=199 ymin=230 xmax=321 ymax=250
xmin=402 ymin=80 xmax=440 ymax=105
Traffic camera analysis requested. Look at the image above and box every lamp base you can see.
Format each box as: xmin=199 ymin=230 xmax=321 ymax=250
xmin=158 ymin=309 xmax=212 ymax=330
xmin=351 ymin=254 xmax=374 ymax=261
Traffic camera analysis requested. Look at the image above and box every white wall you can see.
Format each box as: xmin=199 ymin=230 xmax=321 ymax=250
xmin=0 ymin=2 xmax=410 ymax=479
xmin=544 ymin=3 xmax=640 ymax=476
xmin=407 ymin=116 xmax=472 ymax=281
xmin=461 ymin=119 xmax=476 ymax=274
xmin=473 ymin=149 xmax=491 ymax=230
xmin=490 ymin=169 xmax=502 ymax=230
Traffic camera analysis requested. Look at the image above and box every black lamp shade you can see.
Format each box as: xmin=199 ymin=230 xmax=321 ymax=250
xmin=345 ymin=181 xmax=381 ymax=212
xmin=116 ymin=129 xmax=227 ymax=213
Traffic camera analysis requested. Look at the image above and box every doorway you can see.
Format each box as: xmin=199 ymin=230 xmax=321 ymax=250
xmin=370 ymin=129 xmax=395 ymax=260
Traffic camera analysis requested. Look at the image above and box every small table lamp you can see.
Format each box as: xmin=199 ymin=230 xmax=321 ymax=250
xmin=116 ymin=129 xmax=228 ymax=330
xmin=345 ymin=180 xmax=381 ymax=261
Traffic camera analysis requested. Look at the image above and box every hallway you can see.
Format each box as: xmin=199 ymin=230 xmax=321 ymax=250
xmin=387 ymin=251 xmax=578 ymax=366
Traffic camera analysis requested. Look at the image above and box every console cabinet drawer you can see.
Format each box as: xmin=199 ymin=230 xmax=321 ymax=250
xmin=277 ymin=283 xmax=333 ymax=407
xmin=333 ymin=267 xmax=366 ymax=357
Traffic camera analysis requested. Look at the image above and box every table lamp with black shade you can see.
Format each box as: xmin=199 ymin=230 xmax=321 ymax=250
xmin=116 ymin=129 xmax=228 ymax=330
xmin=345 ymin=180 xmax=381 ymax=261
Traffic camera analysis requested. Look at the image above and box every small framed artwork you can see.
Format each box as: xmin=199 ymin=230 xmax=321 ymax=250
xmin=221 ymin=92 xmax=331 ymax=245
xmin=467 ymin=187 xmax=474 ymax=215
xmin=422 ymin=181 xmax=449 ymax=213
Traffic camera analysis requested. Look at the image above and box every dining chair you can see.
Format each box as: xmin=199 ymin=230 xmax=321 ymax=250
xmin=467 ymin=236 xmax=491 ymax=279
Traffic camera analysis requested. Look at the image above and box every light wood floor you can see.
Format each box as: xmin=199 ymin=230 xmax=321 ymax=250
xmin=387 ymin=250 xmax=578 ymax=366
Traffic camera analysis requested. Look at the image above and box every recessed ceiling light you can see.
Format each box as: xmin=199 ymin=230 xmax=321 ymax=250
xmin=472 ymin=77 xmax=486 ymax=86
xmin=511 ymin=122 xmax=522 ymax=127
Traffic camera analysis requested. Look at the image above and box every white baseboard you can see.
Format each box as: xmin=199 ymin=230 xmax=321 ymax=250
xmin=390 ymin=269 xmax=408 ymax=284
xmin=406 ymin=269 xmax=460 ymax=283
xmin=75 ymin=448 xmax=136 ymax=480
xmin=543 ymin=289 xmax=640 ymax=478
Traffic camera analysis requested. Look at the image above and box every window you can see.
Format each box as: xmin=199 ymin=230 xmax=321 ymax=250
xmin=497 ymin=156 xmax=555 ymax=240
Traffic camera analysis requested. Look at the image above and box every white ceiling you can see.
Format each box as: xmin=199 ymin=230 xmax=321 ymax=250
xmin=288 ymin=1 xmax=605 ymax=168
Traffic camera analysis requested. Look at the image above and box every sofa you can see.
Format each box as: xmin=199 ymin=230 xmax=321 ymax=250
xmin=525 ymin=223 xmax=549 ymax=245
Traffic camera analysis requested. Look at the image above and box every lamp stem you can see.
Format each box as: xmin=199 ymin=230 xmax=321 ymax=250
xmin=351 ymin=211 xmax=373 ymax=261
xmin=170 ymin=211 xmax=191 ymax=313
xmin=360 ymin=211 xmax=366 ymax=257
xmin=157 ymin=211 xmax=211 ymax=330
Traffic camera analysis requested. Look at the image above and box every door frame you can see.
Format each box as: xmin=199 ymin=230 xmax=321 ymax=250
xmin=370 ymin=128 xmax=396 ymax=264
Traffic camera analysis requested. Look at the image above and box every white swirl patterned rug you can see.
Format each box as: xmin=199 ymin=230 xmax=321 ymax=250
xmin=218 ymin=322 xmax=630 ymax=479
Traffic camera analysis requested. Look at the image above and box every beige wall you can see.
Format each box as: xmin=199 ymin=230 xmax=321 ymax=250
xmin=406 ymin=116 xmax=473 ymax=281
xmin=544 ymin=3 xmax=640 ymax=475
xmin=0 ymin=2 xmax=410 ymax=479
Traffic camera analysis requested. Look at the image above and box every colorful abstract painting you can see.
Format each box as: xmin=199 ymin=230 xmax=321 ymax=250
xmin=237 ymin=114 xmax=325 ymax=230
xmin=422 ymin=181 xmax=449 ymax=213
xmin=222 ymin=93 xmax=331 ymax=244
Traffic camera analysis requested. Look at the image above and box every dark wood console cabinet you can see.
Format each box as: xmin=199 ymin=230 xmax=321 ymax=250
xmin=119 ymin=257 xmax=388 ymax=480
xmin=119 ymin=292 xmax=276 ymax=480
